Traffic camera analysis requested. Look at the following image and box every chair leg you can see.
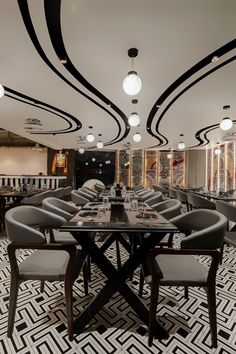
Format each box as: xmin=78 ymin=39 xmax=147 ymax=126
xmin=139 ymin=269 xmax=144 ymax=298
xmin=7 ymin=278 xmax=19 ymax=337
xmin=148 ymin=281 xmax=160 ymax=347
xmin=207 ymin=284 xmax=217 ymax=348
xmin=115 ymin=239 xmax=122 ymax=270
xmin=219 ymin=243 xmax=224 ymax=264
xmin=82 ymin=263 xmax=89 ymax=295
xmin=184 ymin=286 xmax=189 ymax=299
xmin=64 ymin=277 xmax=74 ymax=341
xmin=40 ymin=280 xmax=45 ymax=293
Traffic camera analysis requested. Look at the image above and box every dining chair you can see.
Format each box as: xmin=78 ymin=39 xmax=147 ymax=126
xmin=176 ymin=189 xmax=190 ymax=211
xmin=187 ymin=192 xmax=216 ymax=210
xmin=0 ymin=196 xmax=6 ymax=233
xmin=42 ymin=197 xmax=80 ymax=222
xmin=77 ymin=189 xmax=95 ymax=201
xmin=5 ymin=206 xmax=87 ymax=340
xmin=146 ymin=209 xmax=227 ymax=348
xmin=62 ymin=186 xmax=73 ymax=200
xmin=82 ymin=186 xmax=98 ymax=197
xmin=215 ymin=200 xmax=236 ymax=258
xmin=168 ymin=187 xmax=177 ymax=199
xmin=152 ymin=199 xmax=182 ymax=220
xmin=51 ymin=187 xmax=65 ymax=199
xmin=145 ymin=192 xmax=163 ymax=207
xmin=71 ymin=190 xmax=90 ymax=206
xmin=153 ymin=185 xmax=169 ymax=195
xmin=20 ymin=190 xmax=53 ymax=206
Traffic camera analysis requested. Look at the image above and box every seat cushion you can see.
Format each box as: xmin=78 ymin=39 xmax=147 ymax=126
xmin=225 ymin=231 xmax=236 ymax=247
xmin=53 ymin=230 xmax=77 ymax=245
xmin=145 ymin=255 xmax=208 ymax=286
xmin=19 ymin=250 xmax=69 ymax=281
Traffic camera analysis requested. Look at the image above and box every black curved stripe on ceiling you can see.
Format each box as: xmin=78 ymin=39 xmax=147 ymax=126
xmin=150 ymin=55 xmax=236 ymax=149
xmin=147 ymin=39 xmax=236 ymax=145
xmin=5 ymin=87 xmax=80 ymax=134
xmin=5 ymin=93 xmax=73 ymax=135
xmin=44 ymin=0 xmax=130 ymax=144
xmin=17 ymin=0 xmax=122 ymax=145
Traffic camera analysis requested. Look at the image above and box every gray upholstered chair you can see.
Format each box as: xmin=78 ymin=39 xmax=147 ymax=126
xmin=146 ymin=209 xmax=227 ymax=348
xmin=153 ymin=185 xmax=169 ymax=195
xmin=62 ymin=186 xmax=73 ymax=200
xmin=215 ymin=200 xmax=236 ymax=258
xmin=134 ymin=184 xmax=144 ymax=192
xmin=77 ymin=188 xmax=95 ymax=201
xmin=20 ymin=190 xmax=53 ymax=206
xmin=82 ymin=186 xmax=98 ymax=197
xmin=145 ymin=192 xmax=163 ymax=207
xmin=168 ymin=187 xmax=177 ymax=199
xmin=152 ymin=199 xmax=182 ymax=220
xmin=176 ymin=189 xmax=190 ymax=211
xmin=187 ymin=192 xmax=216 ymax=210
xmin=71 ymin=190 xmax=90 ymax=206
xmin=5 ymin=206 xmax=87 ymax=340
xmin=42 ymin=197 xmax=81 ymax=244
xmin=51 ymin=187 xmax=65 ymax=199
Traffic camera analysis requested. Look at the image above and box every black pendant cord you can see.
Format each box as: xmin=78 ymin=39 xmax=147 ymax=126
xmin=5 ymin=87 xmax=79 ymax=135
xmin=146 ymin=39 xmax=236 ymax=148
xmin=44 ymin=0 xmax=130 ymax=145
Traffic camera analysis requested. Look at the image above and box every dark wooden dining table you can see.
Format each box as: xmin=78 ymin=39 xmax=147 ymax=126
xmin=60 ymin=201 xmax=178 ymax=340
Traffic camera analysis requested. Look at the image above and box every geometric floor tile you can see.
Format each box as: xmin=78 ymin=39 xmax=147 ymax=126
xmin=0 ymin=237 xmax=236 ymax=354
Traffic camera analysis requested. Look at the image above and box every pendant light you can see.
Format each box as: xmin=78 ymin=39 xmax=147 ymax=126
xmin=96 ymin=141 xmax=104 ymax=148
xmin=78 ymin=147 xmax=85 ymax=154
xmin=178 ymin=134 xmax=185 ymax=150
xmin=220 ymin=105 xmax=232 ymax=131
xmin=123 ymin=48 xmax=142 ymax=96
xmin=215 ymin=143 xmax=221 ymax=155
xmin=167 ymin=149 xmax=173 ymax=159
xmin=0 ymin=84 xmax=5 ymax=98
xmin=133 ymin=132 xmax=142 ymax=143
xmin=86 ymin=133 xmax=95 ymax=142
xmin=128 ymin=99 xmax=140 ymax=127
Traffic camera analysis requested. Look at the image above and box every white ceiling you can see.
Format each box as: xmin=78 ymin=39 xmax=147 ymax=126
xmin=0 ymin=0 xmax=235 ymax=151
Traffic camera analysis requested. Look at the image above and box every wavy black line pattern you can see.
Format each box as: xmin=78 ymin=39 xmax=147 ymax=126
xmin=17 ymin=0 xmax=124 ymax=145
xmin=44 ymin=0 xmax=130 ymax=145
xmin=5 ymin=87 xmax=80 ymax=134
xmin=147 ymin=39 xmax=236 ymax=147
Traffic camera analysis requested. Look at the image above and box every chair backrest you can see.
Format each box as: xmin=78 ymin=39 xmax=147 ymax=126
xmin=42 ymin=197 xmax=80 ymax=220
xmin=169 ymin=209 xmax=227 ymax=249
xmin=141 ymin=190 xmax=155 ymax=201
xmin=187 ymin=192 xmax=215 ymax=209
xmin=20 ymin=190 xmax=53 ymax=206
xmin=81 ymin=187 xmax=97 ymax=197
xmin=51 ymin=187 xmax=64 ymax=199
xmin=215 ymin=200 xmax=236 ymax=223
xmin=77 ymin=189 xmax=94 ymax=201
xmin=71 ymin=190 xmax=89 ymax=206
xmin=176 ymin=189 xmax=188 ymax=203
xmin=63 ymin=186 xmax=73 ymax=197
xmin=145 ymin=192 xmax=163 ymax=206
xmin=152 ymin=199 xmax=182 ymax=219
xmin=153 ymin=185 xmax=169 ymax=194
xmin=168 ymin=187 xmax=177 ymax=199
xmin=5 ymin=206 xmax=65 ymax=243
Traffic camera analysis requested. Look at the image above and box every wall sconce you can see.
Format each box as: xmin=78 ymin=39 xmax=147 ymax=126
xmin=56 ymin=150 xmax=66 ymax=167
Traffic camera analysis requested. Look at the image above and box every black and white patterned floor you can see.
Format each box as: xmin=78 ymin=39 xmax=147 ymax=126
xmin=0 ymin=236 xmax=236 ymax=354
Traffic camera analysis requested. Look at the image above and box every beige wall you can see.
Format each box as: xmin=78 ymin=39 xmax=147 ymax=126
xmin=187 ymin=149 xmax=206 ymax=188
xmin=0 ymin=147 xmax=47 ymax=175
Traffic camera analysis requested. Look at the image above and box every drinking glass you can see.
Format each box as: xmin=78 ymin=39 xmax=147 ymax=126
xmin=103 ymin=196 xmax=109 ymax=210
xmin=97 ymin=205 xmax=106 ymax=218
xmin=131 ymin=199 xmax=138 ymax=212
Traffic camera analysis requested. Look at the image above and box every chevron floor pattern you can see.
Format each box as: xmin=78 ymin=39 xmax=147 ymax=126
xmin=0 ymin=235 xmax=236 ymax=354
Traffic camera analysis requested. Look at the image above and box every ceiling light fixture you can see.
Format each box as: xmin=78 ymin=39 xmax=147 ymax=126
xmin=178 ymin=134 xmax=185 ymax=150
xmin=220 ymin=105 xmax=232 ymax=131
xmin=215 ymin=143 xmax=221 ymax=155
xmin=86 ymin=133 xmax=95 ymax=142
xmin=128 ymin=99 xmax=140 ymax=127
xmin=123 ymin=48 xmax=142 ymax=96
xmin=96 ymin=141 xmax=104 ymax=148
xmin=0 ymin=84 xmax=4 ymax=98
xmin=133 ymin=132 xmax=142 ymax=143
xmin=60 ymin=58 xmax=67 ymax=64
xmin=211 ymin=55 xmax=219 ymax=63
xmin=167 ymin=149 xmax=173 ymax=159
xmin=78 ymin=147 xmax=85 ymax=154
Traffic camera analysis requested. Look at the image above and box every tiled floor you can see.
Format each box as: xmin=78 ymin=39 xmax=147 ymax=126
xmin=0 ymin=236 xmax=235 ymax=354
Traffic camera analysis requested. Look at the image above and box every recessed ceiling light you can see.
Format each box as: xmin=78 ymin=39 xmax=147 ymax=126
xmin=211 ymin=55 xmax=219 ymax=63
xmin=92 ymin=157 xmax=96 ymax=162
xmin=60 ymin=58 xmax=67 ymax=64
xmin=0 ymin=84 xmax=5 ymax=98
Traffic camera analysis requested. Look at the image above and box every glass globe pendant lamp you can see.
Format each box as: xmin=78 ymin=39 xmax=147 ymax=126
xmin=123 ymin=48 xmax=142 ymax=96
xmin=86 ymin=133 xmax=95 ymax=142
xmin=128 ymin=99 xmax=140 ymax=127
xmin=133 ymin=132 xmax=142 ymax=143
xmin=220 ymin=105 xmax=233 ymax=131
xmin=177 ymin=134 xmax=185 ymax=150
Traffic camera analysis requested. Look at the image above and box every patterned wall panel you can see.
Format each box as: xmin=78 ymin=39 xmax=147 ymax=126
xmin=172 ymin=151 xmax=185 ymax=186
xmin=213 ymin=149 xmax=218 ymax=191
xmin=219 ymin=144 xmax=225 ymax=191
xmin=118 ymin=150 xmax=129 ymax=186
xmin=144 ymin=150 xmax=157 ymax=187
xmin=227 ymin=142 xmax=234 ymax=190
xmin=207 ymin=148 xmax=212 ymax=190
xmin=159 ymin=151 xmax=170 ymax=187
xmin=131 ymin=150 xmax=143 ymax=187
